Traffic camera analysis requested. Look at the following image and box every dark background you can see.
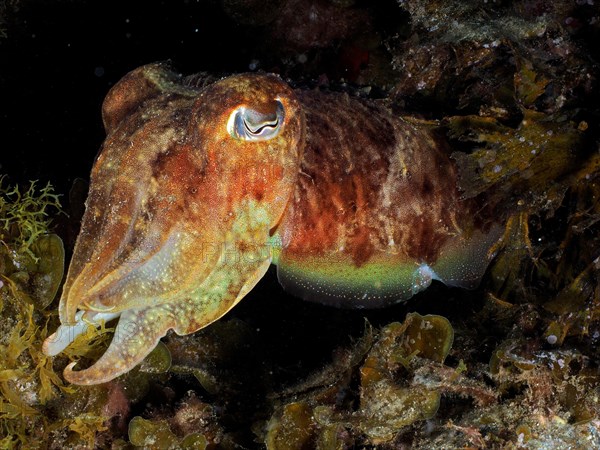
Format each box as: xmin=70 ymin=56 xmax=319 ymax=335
xmin=1 ymin=0 xmax=271 ymax=193
xmin=0 ymin=0 xmax=407 ymax=195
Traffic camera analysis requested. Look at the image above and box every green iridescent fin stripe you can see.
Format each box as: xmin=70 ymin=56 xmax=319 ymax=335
xmin=276 ymin=253 xmax=427 ymax=309
xmin=275 ymin=225 xmax=502 ymax=309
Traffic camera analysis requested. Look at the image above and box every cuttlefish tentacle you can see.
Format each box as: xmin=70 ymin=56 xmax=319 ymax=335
xmin=64 ymin=249 xmax=272 ymax=385
xmin=62 ymin=197 xmax=277 ymax=382
xmin=42 ymin=310 xmax=120 ymax=357
xmin=63 ymin=306 xmax=176 ymax=385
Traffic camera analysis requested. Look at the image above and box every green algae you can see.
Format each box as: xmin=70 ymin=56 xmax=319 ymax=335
xmin=0 ymin=178 xmax=113 ymax=448
xmin=490 ymin=339 xmax=600 ymax=425
xmin=265 ymin=402 xmax=314 ymax=450
xmin=448 ymin=108 xmax=584 ymax=207
xmin=138 ymin=341 xmax=172 ymax=375
xmin=357 ymin=317 xmax=450 ymax=443
xmin=0 ymin=177 xmax=63 ymax=262
xmin=0 ymin=180 xmax=65 ymax=444
xmin=2 ymin=233 xmax=65 ymax=311
xmin=128 ymin=416 xmax=208 ymax=449
xmin=263 ymin=313 xmax=470 ymax=447
xmin=486 ymin=212 xmax=533 ymax=301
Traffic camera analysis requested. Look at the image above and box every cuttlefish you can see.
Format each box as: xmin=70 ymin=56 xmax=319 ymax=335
xmin=43 ymin=63 xmax=500 ymax=385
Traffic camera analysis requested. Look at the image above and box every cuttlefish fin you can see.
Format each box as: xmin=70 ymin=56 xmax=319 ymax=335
xmin=275 ymin=224 xmax=503 ymax=309
xmin=63 ymin=306 xmax=176 ymax=385
xmin=430 ymin=223 xmax=503 ymax=289
xmin=276 ymin=251 xmax=420 ymax=308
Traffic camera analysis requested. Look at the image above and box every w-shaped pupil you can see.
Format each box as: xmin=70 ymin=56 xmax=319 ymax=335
xmin=229 ymin=100 xmax=285 ymax=141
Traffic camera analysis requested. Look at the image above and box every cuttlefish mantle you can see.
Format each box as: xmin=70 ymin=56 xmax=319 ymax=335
xmin=43 ymin=63 xmax=500 ymax=385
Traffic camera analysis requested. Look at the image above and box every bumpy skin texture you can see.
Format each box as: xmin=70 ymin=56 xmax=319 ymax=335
xmin=43 ymin=63 xmax=498 ymax=384
xmin=274 ymin=90 xmax=500 ymax=307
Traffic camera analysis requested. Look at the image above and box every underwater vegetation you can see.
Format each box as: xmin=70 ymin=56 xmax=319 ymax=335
xmin=263 ymin=313 xmax=463 ymax=448
xmin=0 ymin=0 xmax=599 ymax=448
xmin=0 ymin=178 xmax=71 ymax=446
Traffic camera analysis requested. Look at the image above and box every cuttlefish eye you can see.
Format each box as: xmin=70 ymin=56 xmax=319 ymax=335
xmin=227 ymin=99 xmax=285 ymax=141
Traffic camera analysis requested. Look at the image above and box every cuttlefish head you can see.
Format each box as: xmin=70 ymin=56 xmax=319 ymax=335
xmin=43 ymin=64 xmax=305 ymax=384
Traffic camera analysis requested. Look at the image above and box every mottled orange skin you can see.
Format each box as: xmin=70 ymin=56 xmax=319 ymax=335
xmin=274 ymin=91 xmax=500 ymax=307
xmin=43 ymin=63 xmax=499 ymax=384
xmin=43 ymin=64 xmax=304 ymax=384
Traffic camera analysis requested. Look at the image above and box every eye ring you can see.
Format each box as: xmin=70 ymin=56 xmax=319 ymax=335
xmin=227 ymin=99 xmax=285 ymax=141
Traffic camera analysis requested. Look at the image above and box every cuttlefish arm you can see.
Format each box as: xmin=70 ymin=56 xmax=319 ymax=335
xmin=43 ymin=64 xmax=305 ymax=384
xmin=49 ymin=200 xmax=276 ymax=384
